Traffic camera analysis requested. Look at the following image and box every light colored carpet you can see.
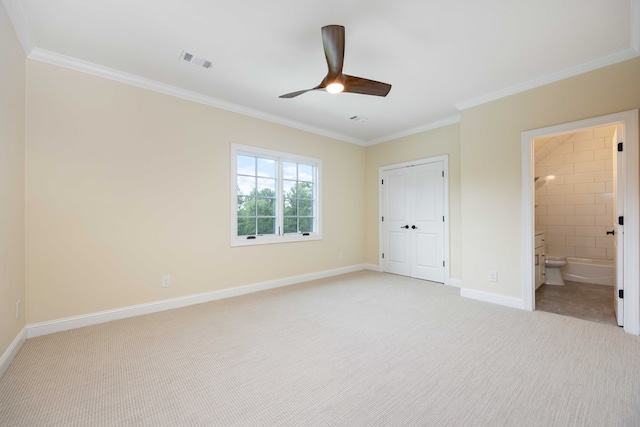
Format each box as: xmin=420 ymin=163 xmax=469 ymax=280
xmin=1 ymin=271 xmax=639 ymax=426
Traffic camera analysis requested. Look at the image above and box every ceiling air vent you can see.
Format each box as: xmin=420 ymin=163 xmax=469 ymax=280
xmin=180 ymin=51 xmax=213 ymax=69
xmin=349 ymin=116 xmax=368 ymax=123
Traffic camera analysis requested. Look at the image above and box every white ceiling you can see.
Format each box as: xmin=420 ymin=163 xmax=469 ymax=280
xmin=3 ymin=0 xmax=640 ymax=145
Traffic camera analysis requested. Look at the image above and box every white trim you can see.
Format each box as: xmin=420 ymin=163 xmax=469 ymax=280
xmin=521 ymin=110 xmax=640 ymax=335
xmin=0 ymin=327 xmax=27 ymax=379
xmin=460 ymin=288 xmax=525 ymax=310
xmin=455 ymin=48 xmax=640 ymax=111
xmin=230 ymin=143 xmax=322 ymax=247
xmin=378 ymin=155 xmax=450 ymax=285
xmin=27 ymin=48 xmax=366 ymax=147
xmin=26 ymin=264 xmax=367 ymax=338
xmin=363 ymin=263 xmax=382 ymax=272
xmin=0 ymin=0 xmax=34 ymax=55
xmin=449 ymin=278 xmax=463 ymax=288
xmin=366 ymin=115 xmax=461 ymax=146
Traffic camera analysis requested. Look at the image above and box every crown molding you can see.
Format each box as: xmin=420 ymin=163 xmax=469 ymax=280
xmin=1 ymin=0 xmax=34 ymax=55
xmin=455 ymin=47 xmax=640 ymax=111
xmin=365 ymin=115 xmax=461 ymax=146
xmin=27 ymin=48 xmax=366 ymax=147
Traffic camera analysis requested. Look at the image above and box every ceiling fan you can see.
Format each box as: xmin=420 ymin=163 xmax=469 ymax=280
xmin=279 ymin=25 xmax=392 ymax=99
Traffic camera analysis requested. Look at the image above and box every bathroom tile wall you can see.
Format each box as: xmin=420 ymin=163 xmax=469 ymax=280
xmin=535 ymin=126 xmax=616 ymax=260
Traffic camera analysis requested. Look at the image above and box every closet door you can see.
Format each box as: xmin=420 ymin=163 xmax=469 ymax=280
xmin=381 ymin=160 xmax=445 ymax=283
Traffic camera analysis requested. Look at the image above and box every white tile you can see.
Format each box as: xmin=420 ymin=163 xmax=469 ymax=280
xmin=546 ymin=164 xmax=575 ymax=175
xmin=595 ymin=192 xmax=614 ymax=204
xmin=534 ymin=166 xmax=547 ymax=177
xmin=574 ymin=204 xmax=606 ymax=215
xmin=537 ymin=195 xmax=566 ymax=206
xmin=565 ymin=194 xmax=595 ymax=205
xmin=575 ymin=225 xmax=605 ymax=237
xmin=594 ymin=148 xmax=613 ymax=160
xmin=593 ymin=171 xmax=613 ymax=182
xmin=563 ymin=150 xmax=594 ymax=164
xmin=537 ymin=215 xmax=566 ymax=226
xmin=565 ymin=216 xmax=595 ymax=226
xmin=547 ymin=205 xmax=575 ymax=216
xmin=606 ymin=248 xmax=616 ymax=259
xmin=606 ymin=204 xmax=615 ymax=215
xmin=546 ymin=225 xmax=575 ymax=236
xmin=574 ymin=182 xmax=605 ymax=194
xmin=546 ymin=183 xmax=575 ymax=195
xmin=594 ymin=125 xmax=616 ymax=139
xmin=575 ymin=247 xmax=607 ymax=259
xmin=573 ymin=139 xmax=605 ymax=151
xmin=566 ymin=235 xmax=595 ymax=248
xmin=574 ymin=160 xmax=605 ymax=173
xmin=539 ymin=155 xmax=564 ymax=166
xmin=551 ymin=143 xmax=574 ymax=155
xmin=535 ymin=186 xmax=547 ymax=196
xmin=568 ymin=130 xmax=595 ymax=143
xmin=596 ymin=236 xmax=614 ymax=249
xmin=544 ymin=235 xmax=566 ymax=246
xmin=564 ymin=172 xmax=596 ymax=184
xmin=547 ymin=245 xmax=576 ymax=257
xmin=605 ymin=159 xmax=613 ymax=170
xmin=595 ymin=215 xmax=613 ymax=226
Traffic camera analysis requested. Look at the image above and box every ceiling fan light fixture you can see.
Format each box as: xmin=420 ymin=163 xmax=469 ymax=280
xmin=326 ymin=82 xmax=344 ymax=94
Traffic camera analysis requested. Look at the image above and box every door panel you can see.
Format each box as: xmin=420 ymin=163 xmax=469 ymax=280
xmin=381 ymin=161 xmax=445 ymax=283
xmin=383 ymin=169 xmax=411 ymax=276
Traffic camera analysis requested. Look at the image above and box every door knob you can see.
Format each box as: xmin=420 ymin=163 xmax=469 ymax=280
xmin=411 ymin=225 xmax=418 ymax=229
xmin=400 ymin=225 xmax=409 ymax=229
xmin=606 ymin=230 xmax=615 ymax=236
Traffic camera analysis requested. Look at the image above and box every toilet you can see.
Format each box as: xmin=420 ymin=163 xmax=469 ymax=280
xmin=545 ymin=256 xmax=567 ymax=285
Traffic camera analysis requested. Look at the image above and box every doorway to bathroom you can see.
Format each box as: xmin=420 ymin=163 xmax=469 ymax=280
xmin=521 ymin=110 xmax=639 ymax=335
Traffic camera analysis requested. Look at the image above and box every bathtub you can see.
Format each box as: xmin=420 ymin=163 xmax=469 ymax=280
xmin=561 ymin=257 xmax=615 ymax=286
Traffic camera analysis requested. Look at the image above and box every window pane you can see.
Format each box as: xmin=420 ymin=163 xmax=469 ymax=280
xmin=298 ymin=199 xmax=313 ymax=216
xmin=298 ymin=164 xmax=313 ymax=182
xmin=237 ymin=155 xmax=255 ymax=176
xmin=237 ymin=218 xmax=256 ymax=236
xmin=282 ymin=162 xmax=297 ymax=180
xmin=237 ymin=176 xmax=255 ymax=196
xmin=237 ymin=196 xmax=256 ymax=216
xmin=257 ymin=217 xmax=276 ymax=235
xmin=283 ymin=198 xmax=296 ymax=216
xmin=297 ymin=182 xmax=313 ymax=199
xmin=299 ymin=217 xmax=313 ymax=233
xmin=257 ymin=197 xmax=276 ymax=216
xmin=257 ymin=158 xmax=276 ymax=178
xmin=283 ymin=217 xmax=297 ymax=234
xmin=283 ymin=179 xmax=296 ymax=196
xmin=257 ymin=178 xmax=276 ymax=194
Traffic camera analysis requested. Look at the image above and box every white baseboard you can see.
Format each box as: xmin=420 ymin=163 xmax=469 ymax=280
xmin=460 ymin=287 xmax=525 ymax=310
xmin=0 ymin=327 xmax=27 ymax=379
xmin=26 ymin=264 xmax=369 ymax=339
xmin=363 ymin=263 xmax=381 ymax=272
xmin=449 ymin=278 xmax=463 ymax=288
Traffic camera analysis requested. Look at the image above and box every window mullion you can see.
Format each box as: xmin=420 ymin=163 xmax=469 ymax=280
xmin=278 ymin=157 xmax=283 ymax=236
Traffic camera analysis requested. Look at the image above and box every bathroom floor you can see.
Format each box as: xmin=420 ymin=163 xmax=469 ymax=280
xmin=535 ymin=280 xmax=618 ymax=327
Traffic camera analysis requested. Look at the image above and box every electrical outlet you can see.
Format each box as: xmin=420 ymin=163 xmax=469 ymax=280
xmin=488 ymin=270 xmax=498 ymax=282
xmin=16 ymin=300 xmax=20 ymax=319
xmin=162 ymin=275 xmax=171 ymax=288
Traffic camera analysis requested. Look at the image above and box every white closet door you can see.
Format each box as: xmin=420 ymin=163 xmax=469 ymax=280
xmin=381 ymin=160 xmax=445 ymax=283
xmin=412 ymin=162 xmax=445 ymax=282
xmin=382 ymin=168 xmax=411 ymax=277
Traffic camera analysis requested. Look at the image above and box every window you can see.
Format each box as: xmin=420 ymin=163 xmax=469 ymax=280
xmin=231 ymin=144 xmax=321 ymax=246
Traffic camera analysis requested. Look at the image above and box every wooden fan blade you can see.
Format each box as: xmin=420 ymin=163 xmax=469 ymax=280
xmin=321 ymin=25 xmax=345 ymax=78
xmin=279 ymin=88 xmax=317 ymax=98
xmin=343 ymin=75 xmax=392 ymax=97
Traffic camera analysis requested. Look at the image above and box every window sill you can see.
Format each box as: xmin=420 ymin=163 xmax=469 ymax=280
xmin=231 ymin=233 xmax=322 ymax=247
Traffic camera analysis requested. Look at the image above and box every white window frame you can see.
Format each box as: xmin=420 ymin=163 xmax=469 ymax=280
xmin=230 ymin=143 xmax=322 ymax=247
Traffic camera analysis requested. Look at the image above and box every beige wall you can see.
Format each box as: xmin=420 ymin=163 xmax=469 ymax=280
xmin=460 ymin=57 xmax=640 ymax=298
xmin=364 ymin=124 xmax=462 ymax=279
xmin=0 ymin=6 xmax=26 ymax=356
xmin=25 ymin=61 xmax=366 ymax=323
